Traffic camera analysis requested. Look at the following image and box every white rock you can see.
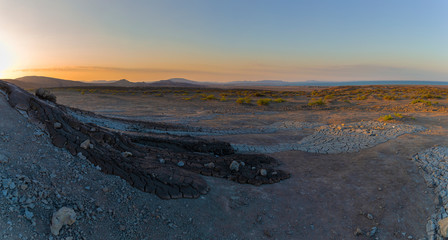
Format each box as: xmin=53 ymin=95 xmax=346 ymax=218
xmin=121 ymin=152 xmax=133 ymax=158
xmin=50 ymin=207 xmax=77 ymax=235
xmin=229 ymin=161 xmax=240 ymax=171
xmin=260 ymin=169 xmax=267 ymax=176
xmin=54 ymin=122 xmax=62 ymax=129
xmin=80 ymin=139 xmax=90 ymax=150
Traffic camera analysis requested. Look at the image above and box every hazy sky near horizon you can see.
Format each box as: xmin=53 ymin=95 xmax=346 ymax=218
xmin=0 ymin=0 xmax=447 ymax=82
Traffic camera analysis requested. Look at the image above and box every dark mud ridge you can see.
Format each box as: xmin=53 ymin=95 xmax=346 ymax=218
xmin=0 ymin=81 xmax=289 ymax=199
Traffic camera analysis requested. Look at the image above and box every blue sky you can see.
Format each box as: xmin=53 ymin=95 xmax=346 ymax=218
xmin=0 ymin=0 xmax=446 ymax=81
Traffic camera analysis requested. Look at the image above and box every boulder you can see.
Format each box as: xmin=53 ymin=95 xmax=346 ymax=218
xmin=439 ymin=218 xmax=448 ymax=237
xmin=50 ymin=207 xmax=77 ymax=235
xmin=35 ymin=88 xmax=56 ymax=103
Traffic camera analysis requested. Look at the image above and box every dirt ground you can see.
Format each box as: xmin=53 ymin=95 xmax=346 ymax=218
xmin=2 ymin=85 xmax=447 ymax=239
xmin=42 ymin=86 xmax=448 ymax=239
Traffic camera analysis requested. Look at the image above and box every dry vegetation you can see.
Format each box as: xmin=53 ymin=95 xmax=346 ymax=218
xmin=49 ymin=85 xmax=448 ymax=114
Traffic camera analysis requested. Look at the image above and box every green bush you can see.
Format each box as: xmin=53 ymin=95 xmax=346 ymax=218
xmin=411 ymin=98 xmax=434 ymax=106
xmin=324 ymin=94 xmax=334 ymax=101
xmin=383 ymin=95 xmax=398 ymax=100
xmin=308 ymin=98 xmax=325 ymax=106
xmin=273 ymin=98 xmax=286 ymax=103
xmin=393 ymin=113 xmax=403 ymax=118
xmin=236 ymin=97 xmax=251 ymax=104
xmin=202 ymin=95 xmax=216 ymax=100
xmin=378 ymin=114 xmax=394 ymax=121
xmin=257 ymin=98 xmax=272 ymax=106
xmin=356 ymin=95 xmax=367 ymax=100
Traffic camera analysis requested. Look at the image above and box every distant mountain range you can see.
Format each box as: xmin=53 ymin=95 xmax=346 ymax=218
xmin=1 ymin=76 xmax=448 ymax=89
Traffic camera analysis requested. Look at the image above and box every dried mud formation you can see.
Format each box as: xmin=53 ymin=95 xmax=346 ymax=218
xmin=413 ymin=147 xmax=448 ymax=239
xmin=234 ymin=121 xmax=424 ymax=154
xmin=0 ymin=81 xmax=289 ymax=199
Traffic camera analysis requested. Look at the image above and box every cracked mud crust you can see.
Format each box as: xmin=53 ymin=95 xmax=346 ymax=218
xmin=0 ymin=81 xmax=289 ymax=200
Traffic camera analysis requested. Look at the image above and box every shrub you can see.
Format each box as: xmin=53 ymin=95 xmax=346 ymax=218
xmin=411 ymin=98 xmax=433 ymax=106
xmin=220 ymin=96 xmax=227 ymax=102
xmin=393 ymin=113 xmax=403 ymax=118
xmin=308 ymin=98 xmax=325 ymax=106
xmin=420 ymin=94 xmax=442 ymax=99
xmin=383 ymin=95 xmax=398 ymax=100
xmin=202 ymin=95 xmax=216 ymax=100
xmin=273 ymin=98 xmax=286 ymax=103
xmin=356 ymin=95 xmax=367 ymax=100
xmin=236 ymin=97 xmax=252 ymax=104
xmin=182 ymin=97 xmax=192 ymax=101
xmin=378 ymin=114 xmax=394 ymax=121
xmin=324 ymin=94 xmax=334 ymax=101
xmin=257 ymin=98 xmax=272 ymax=106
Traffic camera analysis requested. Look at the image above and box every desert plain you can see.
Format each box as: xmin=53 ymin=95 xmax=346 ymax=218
xmin=2 ymin=83 xmax=448 ymax=239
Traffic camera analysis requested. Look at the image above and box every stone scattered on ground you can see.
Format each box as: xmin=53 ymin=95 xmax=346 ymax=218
xmin=412 ymin=146 xmax=448 ymax=239
xmin=233 ymin=121 xmax=425 ymax=154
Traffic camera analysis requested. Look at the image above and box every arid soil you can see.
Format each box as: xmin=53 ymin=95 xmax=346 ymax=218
xmin=2 ymin=84 xmax=448 ymax=239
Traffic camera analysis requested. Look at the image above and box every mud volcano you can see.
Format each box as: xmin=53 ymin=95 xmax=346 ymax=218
xmin=0 ymin=81 xmax=289 ymax=199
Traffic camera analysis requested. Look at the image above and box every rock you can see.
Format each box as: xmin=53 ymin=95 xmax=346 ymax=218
xmin=119 ymin=225 xmax=126 ymax=231
xmin=35 ymin=88 xmax=56 ymax=103
xmin=427 ymin=219 xmax=436 ymax=235
xmin=159 ymin=158 xmax=165 ymax=164
xmin=439 ymin=218 xmax=448 ymax=237
xmin=177 ymin=161 xmax=185 ymax=167
xmin=0 ymin=153 xmax=8 ymax=164
xmin=24 ymin=209 xmax=34 ymax=220
xmin=353 ymin=227 xmax=363 ymax=236
xmin=204 ymin=162 xmax=215 ymax=169
xmin=229 ymin=161 xmax=240 ymax=172
xmin=77 ymin=152 xmax=86 ymax=160
xmin=366 ymin=213 xmax=374 ymax=220
xmin=260 ymin=169 xmax=267 ymax=176
xmin=50 ymin=207 xmax=77 ymax=236
xmin=80 ymin=139 xmax=90 ymax=150
xmin=54 ymin=122 xmax=62 ymax=129
xmin=368 ymin=227 xmax=377 ymax=237
xmin=121 ymin=152 xmax=133 ymax=158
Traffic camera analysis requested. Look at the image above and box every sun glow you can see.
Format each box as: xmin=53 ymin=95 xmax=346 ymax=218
xmin=0 ymin=42 xmax=13 ymax=78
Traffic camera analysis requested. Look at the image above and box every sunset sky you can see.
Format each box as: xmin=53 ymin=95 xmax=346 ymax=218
xmin=0 ymin=0 xmax=447 ymax=82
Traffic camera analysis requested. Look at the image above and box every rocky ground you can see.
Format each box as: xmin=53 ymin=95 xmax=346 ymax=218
xmin=2 ymin=85 xmax=448 ymax=239
xmin=413 ymin=147 xmax=448 ymax=239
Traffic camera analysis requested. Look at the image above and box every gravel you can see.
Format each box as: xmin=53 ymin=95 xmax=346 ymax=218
xmin=412 ymin=146 xmax=448 ymax=239
xmin=233 ymin=121 xmax=425 ymax=154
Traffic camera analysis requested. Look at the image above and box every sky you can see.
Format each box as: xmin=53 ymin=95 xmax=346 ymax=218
xmin=0 ymin=0 xmax=447 ymax=82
